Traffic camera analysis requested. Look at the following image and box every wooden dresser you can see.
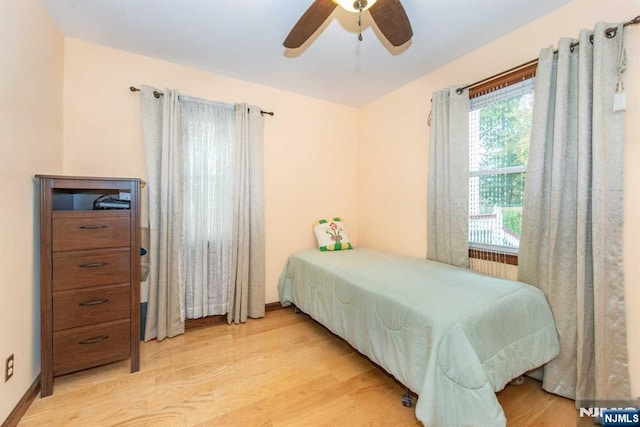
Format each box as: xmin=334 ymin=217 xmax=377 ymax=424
xmin=37 ymin=175 xmax=142 ymax=397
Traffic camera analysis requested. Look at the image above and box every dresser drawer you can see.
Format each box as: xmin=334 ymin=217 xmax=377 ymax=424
xmin=53 ymin=319 xmax=131 ymax=376
xmin=53 ymin=248 xmax=130 ymax=291
xmin=52 ymin=212 xmax=130 ymax=251
xmin=53 ymin=284 xmax=131 ymax=331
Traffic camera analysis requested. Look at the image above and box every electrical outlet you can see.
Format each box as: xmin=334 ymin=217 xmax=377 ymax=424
xmin=5 ymin=354 xmax=14 ymax=382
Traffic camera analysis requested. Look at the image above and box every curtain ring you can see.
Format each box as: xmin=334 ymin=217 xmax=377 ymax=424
xmin=605 ymin=27 xmax=618 ymax=38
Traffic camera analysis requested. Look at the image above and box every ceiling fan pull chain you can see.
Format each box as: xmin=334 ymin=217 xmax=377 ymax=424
xmin=357 ymin=0 xmax=364 ymax=41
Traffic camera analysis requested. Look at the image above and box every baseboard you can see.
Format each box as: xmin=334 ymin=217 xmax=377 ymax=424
xmin=1 ymin=377 xmax=39 ymax=427
xmin=265 ymin=301 xmax=283 ymax=312
xmin=185 ymin=302 xmax=283 ymax=330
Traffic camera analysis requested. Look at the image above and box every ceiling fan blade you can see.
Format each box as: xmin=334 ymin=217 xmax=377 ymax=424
xmin=369 ymin=0 xmax=413 ymax=47
xmin=284 ymin=0 xmax=338 ymax=49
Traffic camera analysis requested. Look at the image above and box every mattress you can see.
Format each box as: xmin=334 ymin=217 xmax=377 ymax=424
xmin=278 ymin=248 xmax=559 ymax=426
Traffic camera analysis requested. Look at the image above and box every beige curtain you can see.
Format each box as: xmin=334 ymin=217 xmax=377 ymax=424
xmin=427 ymin=87 xmax=470 ymax=267
xmin=518 ymin=23 xmax=630 ymax=401
xmin=228 ymin=104 xmax=265 ymax=323
xmin=141 ymin=86 xmax=185 ymax=341
xmin=142 ymin=92 xmax=266 ymax=334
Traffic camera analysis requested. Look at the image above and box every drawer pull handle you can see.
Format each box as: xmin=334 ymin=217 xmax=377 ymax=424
xmin=79 ymin=336 xmax=109 ymax=345
xmin=79 ymin=224 xmax=109 ymax=230
xmin=79 ymin=262 xmax=109 ymax=268
xmin=79 ymin=298 xmax=110 ymax=306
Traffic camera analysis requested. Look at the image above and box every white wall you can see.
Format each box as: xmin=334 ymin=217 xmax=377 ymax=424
xmin=0 ymin=0 xmax=64 ymax=421
xmin=359 ymin=0 xmax=640 ymax=395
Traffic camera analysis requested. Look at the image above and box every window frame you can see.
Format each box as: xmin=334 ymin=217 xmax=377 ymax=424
xmin=467 ymin=63 xmax=537 ymax=264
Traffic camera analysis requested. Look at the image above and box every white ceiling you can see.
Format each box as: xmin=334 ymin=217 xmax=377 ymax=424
xmin=41 ymin=0 xmax=570 ymax=107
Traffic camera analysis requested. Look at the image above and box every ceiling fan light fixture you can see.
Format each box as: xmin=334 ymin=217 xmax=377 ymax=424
xmin=333 ymin=0 xmax=377 ymax=13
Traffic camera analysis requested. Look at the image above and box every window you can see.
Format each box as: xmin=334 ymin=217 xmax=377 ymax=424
xmin=180 ymin=97 xmax=237 ymax=318
xmin=468 ymin=67 xmax=535 ymax=261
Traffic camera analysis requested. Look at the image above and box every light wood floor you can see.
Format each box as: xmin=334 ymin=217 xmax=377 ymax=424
xmin=20 ymin=307 xmax=579 ymax=426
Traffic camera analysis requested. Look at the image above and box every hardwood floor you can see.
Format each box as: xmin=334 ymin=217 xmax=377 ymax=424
xmin=19 ymin=307 xmax=578 ymax=426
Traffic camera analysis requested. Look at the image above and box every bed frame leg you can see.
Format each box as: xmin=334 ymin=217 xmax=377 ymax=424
xmin=509 ymin=376 xmax=525 ymax=386
xmin=402 ymin=387 xmax=413 ymax=408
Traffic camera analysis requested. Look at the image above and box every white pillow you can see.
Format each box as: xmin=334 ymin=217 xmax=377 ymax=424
xmin=313 ymin=217 xmax=353 ymax=251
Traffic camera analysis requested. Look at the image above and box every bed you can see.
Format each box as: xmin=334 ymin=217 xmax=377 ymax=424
xmin=278 ymin=248 xmax=559 ymax=426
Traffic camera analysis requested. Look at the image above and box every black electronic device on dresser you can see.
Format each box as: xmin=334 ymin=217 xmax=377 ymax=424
xmin=36 ymin=175 xmax=142 ymax=397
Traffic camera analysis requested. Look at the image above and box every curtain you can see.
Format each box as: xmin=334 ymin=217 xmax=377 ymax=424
xmin=142 ymin=90 xmax=266 ymax=337
xmin=518 ymin=23 xmax=630 ymax=401
xmin=427 ymin=87 xmax=470 ymax=267
xmin=141 ymin=86 xmax=185 ymax=341
xmin=228 ymin=104 xmax=266 ymax=323
xmin=180 ymin=96 xmax=236 ymax=319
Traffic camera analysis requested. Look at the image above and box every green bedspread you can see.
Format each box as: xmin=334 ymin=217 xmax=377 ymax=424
xmin=278 ymin=248 xmax=559 ymax=426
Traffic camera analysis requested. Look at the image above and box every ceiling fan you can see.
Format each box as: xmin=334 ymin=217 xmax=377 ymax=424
xmin=283 ymin=0 xmax=413 ymax=49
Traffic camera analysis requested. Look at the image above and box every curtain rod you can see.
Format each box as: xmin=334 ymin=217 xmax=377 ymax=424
xmin=129 ymin=86 xmax=274 ymax=116
xmin=456 ymin=15 xmax=640 ymax=95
